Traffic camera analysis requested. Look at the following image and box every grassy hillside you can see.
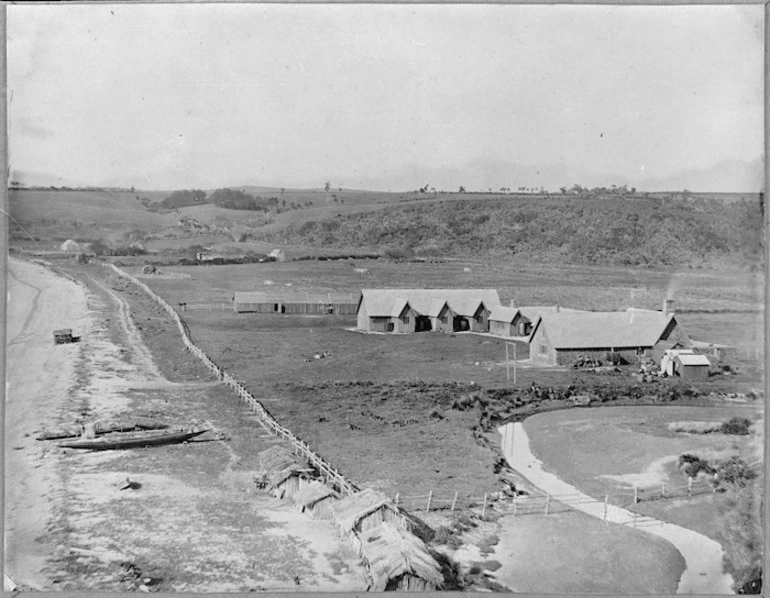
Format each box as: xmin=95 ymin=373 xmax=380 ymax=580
xmin=256 ymin=196 xmax=764 ymax=268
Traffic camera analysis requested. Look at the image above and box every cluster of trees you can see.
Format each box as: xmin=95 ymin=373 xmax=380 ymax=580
xmin=559 ymin=184 xmax=637 ymax=196
xmin=261 ymin=196 xmax=763 ymax=268
xmin=160 ymin=189 xmax=207 ymax=209
xmin=155 ymin=188 xmax=316 ymax=212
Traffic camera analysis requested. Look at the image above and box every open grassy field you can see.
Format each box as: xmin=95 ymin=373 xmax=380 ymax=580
xmin=522 ymin=405 xmax=763 ymax=539
xmin=491 ymin=510 xmax=685 ymax=594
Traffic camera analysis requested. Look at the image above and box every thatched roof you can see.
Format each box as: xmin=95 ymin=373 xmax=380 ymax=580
xmin=327 ymin=488 xmax=398 ymax=535
xmin=292 ymin=480 xmax=339 ymax=510
xmin=359 ymin=523 xmax=444 ymax=591
xmin=258 ymin=446 xmax=314 ymax=487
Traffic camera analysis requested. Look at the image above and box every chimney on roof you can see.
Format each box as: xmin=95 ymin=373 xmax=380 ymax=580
xmin=663 ymin=299 xmax=675 ymax=318
xmin=509 ymin=299 xmax=515 ymax=308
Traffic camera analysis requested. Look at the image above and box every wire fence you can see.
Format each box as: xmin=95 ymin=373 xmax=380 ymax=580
xmin=395 ymin=475 xmax=720 ymax=522
xmin=100 ymin=262 xmax=358 ymax=496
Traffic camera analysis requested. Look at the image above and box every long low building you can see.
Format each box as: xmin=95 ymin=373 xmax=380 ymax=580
xmin=356 ymin=289 xmax=500 ymax=333
xmin=233 ymin=291 xmax=359 ymax=315
xmin=528 ymin=300 xmax=690 ymax=366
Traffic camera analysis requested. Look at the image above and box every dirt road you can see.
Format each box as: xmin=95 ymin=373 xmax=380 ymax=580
xmin=499 ymin=422 xmax=734 ymax=594
xmin=5 ymin=258 xmax=91 ymax=588
xmin=5 ymin=259 xmax=366 ymax=591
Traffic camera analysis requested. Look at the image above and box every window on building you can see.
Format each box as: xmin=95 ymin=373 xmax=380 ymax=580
xmin=403 ymin=316 xmax=410 ymax=324
xmin=372 ymin=317 xmax=389 ymax=324
xmin=441 ymin=316 xmax=448 ymax=324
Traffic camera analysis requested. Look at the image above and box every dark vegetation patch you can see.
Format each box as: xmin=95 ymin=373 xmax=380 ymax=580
xmin=258 ymin=196 xmax=763 ymax=268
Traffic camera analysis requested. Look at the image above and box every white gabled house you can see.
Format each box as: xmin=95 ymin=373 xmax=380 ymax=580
xmin=356 ymin=289 xmax=500 ymax=333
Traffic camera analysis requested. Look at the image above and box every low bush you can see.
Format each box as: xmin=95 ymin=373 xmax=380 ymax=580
xmin=668 ymin=421 xmax=723 ymax=434
xmin=721 ymin=417 xmax=752 ymax=435
xmin=716 ymin=456 xmax=757 ymax=488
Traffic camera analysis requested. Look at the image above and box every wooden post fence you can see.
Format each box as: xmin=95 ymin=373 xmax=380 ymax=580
xmin=451 ymin=492 xmax=458 ymax=511
xmin=481 ymin=493 xmax=487 ymax=518
xmin=545 ymin=493 xmax=550 ymax=515
xmin=426 ymin=490 xmax=433 ymax=512
xmin=395 ymin=493 xmax=399 ymax=507
xmin=688 ymin=477 xmax=693 ymax=497
xmin=634 ymin=485 xmax=638 ymax=504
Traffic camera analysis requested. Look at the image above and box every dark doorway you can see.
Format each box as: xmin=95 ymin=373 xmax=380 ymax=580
xmin=280 ymin=304 xmax=286 ymax=314
xmin=453 ymin=316 xmax=470 ymax=332
xmin=415 ymin=316 xmax=432 ymax=332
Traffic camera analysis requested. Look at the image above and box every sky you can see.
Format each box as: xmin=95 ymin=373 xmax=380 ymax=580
xmin=7 ymin=4 xmax=765 ymax=192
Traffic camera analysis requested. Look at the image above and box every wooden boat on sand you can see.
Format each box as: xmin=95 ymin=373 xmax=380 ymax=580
xmin=59 ymin=428 xmax=208 ymax=451
xmin=37 ymin=421 xmax=170 ymax=441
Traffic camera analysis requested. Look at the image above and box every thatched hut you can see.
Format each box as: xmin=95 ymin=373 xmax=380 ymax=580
xmin=291 ymin=480 xmax=339 ymax=516
xmin=359 ymin=523 xmax=444 ymax=591
xmin=327 ymin=488 xmax=410 ymax=536
xmin=257 ymin=446 xmax=316 ymax=499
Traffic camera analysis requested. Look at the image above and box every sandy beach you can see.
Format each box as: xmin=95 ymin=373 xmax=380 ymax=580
xmin=4 ymin=259 xmax=366 ymax=591
xmin=5 ymin=258 xmax=91 ymax=588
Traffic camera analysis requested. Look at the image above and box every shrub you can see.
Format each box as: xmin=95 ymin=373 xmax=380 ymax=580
xmin=716 ymin=456 xmax=757 ymax=488
xmin=678 ymin=454 xmax=715 ymax=478
xmin=433 ymin=526 xmax=463 ymax=550
xmin=721 ymin=417 xmax=752 ymax=435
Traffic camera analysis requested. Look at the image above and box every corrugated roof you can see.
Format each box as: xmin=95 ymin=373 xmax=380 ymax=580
xmin=360 ymin=289 xmax=500 ymax=317
xmin=675 ymin=353 xmax=711 ymax=366
xmin=234 ymin=291 xmax=358 ymax=304
xmin=530 ymin=309 xmax=677 ymax=349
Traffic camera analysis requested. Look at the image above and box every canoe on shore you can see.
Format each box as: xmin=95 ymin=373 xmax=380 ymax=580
xmin=37 ymin=421 xmax=170 ymax=441
xmin=59 ymin=429 xmax=208 ymax=450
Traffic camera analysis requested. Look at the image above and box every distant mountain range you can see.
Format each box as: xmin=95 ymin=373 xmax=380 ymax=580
xmin=12 ymin=156 xmax=763 ymax=194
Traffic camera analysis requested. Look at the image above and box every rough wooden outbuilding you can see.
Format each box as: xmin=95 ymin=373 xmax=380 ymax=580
xmin=257 ymin=446 xmax=316 ymax=499
xmin=233 ymin=291 xmax=359 ymax=315
xmin=291 ymin=480 xmax=340 ymax=516
xmin=358 ymin=523 xmax=444 ymax=591
xmin=327 ymin=488 xmax=410 ymax=536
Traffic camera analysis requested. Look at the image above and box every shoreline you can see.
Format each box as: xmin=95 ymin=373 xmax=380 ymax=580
xmin=5 ymin=258 xmax=91 ymax=589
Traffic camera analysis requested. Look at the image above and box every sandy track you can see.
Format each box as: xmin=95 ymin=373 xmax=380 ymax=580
xmin=499 ymin=422 xmax=734 ymax=594
xmin=5 ymin=258 xmax=91 ymax=588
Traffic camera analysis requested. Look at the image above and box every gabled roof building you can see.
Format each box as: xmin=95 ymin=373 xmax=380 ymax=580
xmin=528 ymin=300 xmax=690 ymax=366
xmin=356 ymin=289 xmax=500 ymax=333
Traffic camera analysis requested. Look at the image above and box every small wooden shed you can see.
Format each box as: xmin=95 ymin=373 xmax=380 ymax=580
xmin=327 ymin=488 xmax=410 ymax=537
xmin=359 ymin=523 xmax=444 ymax=591
xmin=257 ymin=446 xmax=316 ymax=499
xmin=291 ymin=480 xmax=340 ymax=516
xmin=674 ymin=353 xmax=711 ymax=380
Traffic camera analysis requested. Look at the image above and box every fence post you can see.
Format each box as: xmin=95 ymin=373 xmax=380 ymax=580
xmin=426 ymin=490 xmax=433 ymax=512
xmin=634 ymin=485 xmax=638 ymax=504
xmin=545 ymin=493 xmax=550 ymax=515
xmin=604 ymin=494 xmax=608 ymax=521
xmin=661 ymin=483 xmax=665 ymax=499
xmin=451 ymin=492 xmax=458 ymax=511
xmin=688 ymin=477 xmax=693 ymax=497
xmin=482 ymin=493 xmax=487 ymax=518
xmin=395 ymin=493 xmax=399 ymax=507
xmin=513 ymin=500 xmax=517 ymax=518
